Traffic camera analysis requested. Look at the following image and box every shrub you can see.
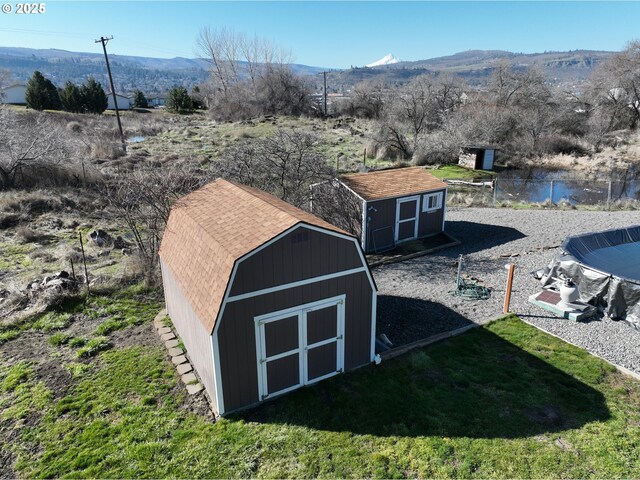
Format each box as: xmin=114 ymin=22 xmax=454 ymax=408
xmin=95 ymin=318 xmax=126 ymax=335
xmin=0 ymin=213 xmax=20 ymax=229
xmin=538 ymin=135 xmax=589 ymax=156
xmin=49 ymin=333 xmax=72 ymax=346
xmin=15 ymin=226 xmax=44 ymax=243
xmin=69 ymin=337 xmax=87 ymax=348
xmin=76 ymin=336 xmax=112 ymax=358
xmin=33 ymin=312 xmax=72 ymax=332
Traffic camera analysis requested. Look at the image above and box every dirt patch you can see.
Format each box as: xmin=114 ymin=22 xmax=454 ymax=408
xmin=0 ymin=330 xmax=51 ymax=363
xmin=179 ymin=386 xmax=216 ymax=419
xmin=110 ymin=322 xmax=160 ymax=349
xmin=376 ymin=294 xmax=473 ymax=347
xmin=64 ymin=314 xmax=106 ymax=338
xmin=35 ymin=360 xmax=74 ymax=399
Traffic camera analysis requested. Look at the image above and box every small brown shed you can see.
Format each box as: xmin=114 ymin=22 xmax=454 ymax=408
xmin=159 ymin=179 xmax=377 ymax=415
xmin=335 ymin=167 xmax=448 ymax=253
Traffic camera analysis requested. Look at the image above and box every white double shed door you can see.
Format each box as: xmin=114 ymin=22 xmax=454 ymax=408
xmin=254 ymin=295 xmax=345 ymax=400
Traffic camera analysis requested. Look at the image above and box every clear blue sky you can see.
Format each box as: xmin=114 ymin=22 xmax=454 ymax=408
xmin=1 ymin=1 xmax=639 ymax=68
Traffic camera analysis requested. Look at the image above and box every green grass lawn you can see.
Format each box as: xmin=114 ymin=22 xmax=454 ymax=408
xmin=430 ymin=164 xmax=497 ymax=180
xmin=2 ymin=315 xmax=639 ymax=478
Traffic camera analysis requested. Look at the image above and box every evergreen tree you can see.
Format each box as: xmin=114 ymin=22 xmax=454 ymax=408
xmin=59 ymin=81 xmax=83 ymax=113
xmin=81 ymin=77 xmax=108 ymax=114
xmin=166 ymin=86 xmax=193 ymax=113
xmin=25 ymin=71 xmax=61 ymax=111
xmin=131 ymin=89 xmax=148 ymax=108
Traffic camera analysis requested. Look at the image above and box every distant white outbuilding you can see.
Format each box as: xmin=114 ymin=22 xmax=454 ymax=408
xmin=0 ymin=84 xmax=27 ymax=105
xmin=106 ymin=93 xmax=131 ymax=110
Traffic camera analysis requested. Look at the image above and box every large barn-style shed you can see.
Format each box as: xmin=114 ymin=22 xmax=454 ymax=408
xmin=337 ymin=167 xmax=448 ymax=253
xmin=159 ymin=179 xmax=377 ymax=415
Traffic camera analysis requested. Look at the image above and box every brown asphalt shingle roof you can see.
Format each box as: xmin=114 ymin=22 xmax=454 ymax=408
xmin=340 ymin=167 xmax=447 ymax=201
xmin=159 ymin=179 xmax=349 ymax=334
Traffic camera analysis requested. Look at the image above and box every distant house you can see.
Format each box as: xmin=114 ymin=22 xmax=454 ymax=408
xmin=459 ymin=146 xmax=498 ymax=171
xmin=0 ymin=84 xmax=27 ymax=105
xmin=106 ymin=93 xmax=131 ymax=110
xmin=313 ymin=167 xmax=448 ymax=254
xmin=147 ymin=96 xmax=165 ymax=108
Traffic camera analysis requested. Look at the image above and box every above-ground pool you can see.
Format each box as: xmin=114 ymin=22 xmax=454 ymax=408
xmin=543 ymin=225 xmax=640 ymax=327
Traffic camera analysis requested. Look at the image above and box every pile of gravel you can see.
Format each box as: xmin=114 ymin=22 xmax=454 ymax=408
xmin=373 ymin=207 xmax=640 ymax=374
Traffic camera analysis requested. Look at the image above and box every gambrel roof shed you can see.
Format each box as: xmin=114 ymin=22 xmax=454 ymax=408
xmin=159 ymin=179 xmax=377 ymax=415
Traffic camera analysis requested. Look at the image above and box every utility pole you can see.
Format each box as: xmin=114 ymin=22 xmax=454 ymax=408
xmin=323 ymin=71 xmax=328 ymax=116
xmin=95 ymin=36 xmax=125 ymax=147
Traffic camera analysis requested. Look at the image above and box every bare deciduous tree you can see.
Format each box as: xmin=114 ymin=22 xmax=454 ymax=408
xmin=215 ymin=129 xmax=334 ymax=208
xmin=488 ymin=62 xmax=551 ymax=109
xmin=586 ymin=40 xmax=640 ymax=133
xmin=0 ymin=108 xmax=70 ymax=189
xmin=197 ymin=27 xmax=306 ymax=120
xmin=342 ymin=80 xmax=386 ymax=119
xmin=310 ymin=179 xmax=363 ymax=238
xmin=375 ymin=74 xmax=466 ymax=161
xmin=105 ymin=167 xmax=211 ymax=283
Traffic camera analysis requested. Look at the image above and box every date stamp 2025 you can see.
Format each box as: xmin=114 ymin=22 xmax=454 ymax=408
xmin=2 ymin=2 xmax=46 ymax=14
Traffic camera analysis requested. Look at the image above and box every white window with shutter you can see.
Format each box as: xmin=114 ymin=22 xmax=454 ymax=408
xmin=422 ymin=192 xmax=443 ymax=212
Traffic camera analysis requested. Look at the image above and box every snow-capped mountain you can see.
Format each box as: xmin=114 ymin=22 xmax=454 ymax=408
xmin=366 ymin=53 xmax=401 ymax=67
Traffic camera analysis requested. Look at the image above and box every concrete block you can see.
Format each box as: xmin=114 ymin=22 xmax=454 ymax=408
xmin=168 ymin=347 xmax=184 ymax=357
xmin=165 ymin=339 xmax=179 ymax=349
xmin=177 ymin=363 xmax=193 ymax=375
xmin=187 ymin=383 xmax=204 ymax=395
xmin=171 ymin=355 xmax=187 ymax=365
xmin=160 ymin=332 xmax=176 ymax=341
xmin=157 ymin=326 xmax=172 ymax=335
xmin=181 ymin=372 xmax=197 ymax=385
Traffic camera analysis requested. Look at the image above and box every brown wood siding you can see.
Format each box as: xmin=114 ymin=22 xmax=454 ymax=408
xmin=364 ymin=190 xmax=446 ymax=253
xmin=417 ymin=189 xmax=446 ymax=238
xmin=230 ymin=226 xmax=363 ymax=297
xmin=217 ymin=271 xmax=373 ymax=413
xmin=160 ymin=261 xmax=217 ymax=407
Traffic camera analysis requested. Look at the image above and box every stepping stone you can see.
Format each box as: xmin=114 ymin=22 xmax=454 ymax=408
xmin=160 ymin=332 xmax=176 ymax=341
xmin=177 ymin=363 xmax=193 ymax=375
xmin=157 ymin=326 xmax=172 ymax=335
xmin=165 ymin=339 xmax=179 ymax=349
xmin=168 ymin=347 xmax=184 ymax=357
xmin=153 ymin=310 xmax=168 ymax=326
xmin=181 ymin=372 xmax=197 ymax=385
xmin=186 ymin=383 xmax=204 ymax=395
xmin=171 ymin=355 xmax=187 ymax=365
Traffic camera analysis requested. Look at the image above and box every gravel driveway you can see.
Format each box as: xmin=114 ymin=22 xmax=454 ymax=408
xmin=373 ymin=207 xmax=640 ymax=374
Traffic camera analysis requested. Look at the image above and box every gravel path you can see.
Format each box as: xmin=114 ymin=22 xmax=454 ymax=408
xmin=373 ymin=207 xmax=640 ymax=374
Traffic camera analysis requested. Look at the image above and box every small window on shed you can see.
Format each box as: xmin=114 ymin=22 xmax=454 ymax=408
xmin=423 ymin=192 xmax=443 ymax=212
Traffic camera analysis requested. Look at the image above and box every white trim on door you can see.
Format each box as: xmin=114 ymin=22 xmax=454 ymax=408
xmin=394 ymin=195 xmax=420 ymax=243
xmin=255 ymin=295 xmax=345 ymax=401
